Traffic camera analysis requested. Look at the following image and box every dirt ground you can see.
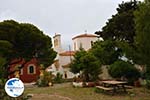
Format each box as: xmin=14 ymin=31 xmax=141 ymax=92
xmin=26 ymin=83 xmax=73 ymax=100
xmin=31 ymin=94 xmax=72 ymax=100
xmin=25 ymin=82 xmax=150 ymax=100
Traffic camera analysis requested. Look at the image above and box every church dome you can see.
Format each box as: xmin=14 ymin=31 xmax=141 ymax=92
xmin=72 ymin=33 xmax=98 ymax=40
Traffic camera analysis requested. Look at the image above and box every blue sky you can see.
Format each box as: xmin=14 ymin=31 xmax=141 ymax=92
xmin=0 ymin=0 xmax=143 ymax=50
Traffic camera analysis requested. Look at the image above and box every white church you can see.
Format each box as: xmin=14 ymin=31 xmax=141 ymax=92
xmin=46 ymin=32 xmax=99 ymax=78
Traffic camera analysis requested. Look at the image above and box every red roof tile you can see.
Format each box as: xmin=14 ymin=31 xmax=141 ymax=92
xmin=59 ymin=51 xmax=75 ymax=56
xmin=72 ymin=33 xmax=98 ymax=40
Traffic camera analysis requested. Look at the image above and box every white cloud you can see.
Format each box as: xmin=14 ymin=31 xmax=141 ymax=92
xmin=0 ymin=10 xmax=18 ymax=21
xmin=0 ymin=0 xmax=144 ymax=50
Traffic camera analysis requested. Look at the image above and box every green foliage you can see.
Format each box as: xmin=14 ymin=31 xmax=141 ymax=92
xmin=91 ymin=40 xmax=122 ymax=65
xmin=108 ymin=60 xmax=140 ymax=84
xmin=0 ymin=57 xmax=7 ymax=79
xmin=96 ymin=0 xmax=138 ymax=43
xmin=94 ymin=87 xmax=103 ymax=93
xmin=0 ymin=40 xmax=13 ymax=58
xmin=81 ymin=53 xmax=102 ymax=81
xmin=134 ymin=0 xmax=150 ymax=78
xmin=115 ymin=41 xmax=138 ymax=64
xmin=70 ymin=49 xmax=102 ymax=82
xmin=70 ymin=48 xmax=87 ymax=74
xmin=0 ymin=40 xmax=13 ymax=78
xmin=0 ymin=20 xmax=56 ymax=77
xmin=0 ymin=79 xmax=6 ymax=99
xmin=94 ymin=0 xmax=140 ymax=67
xmin=53 ymin=73 xmax=64 ymax=83
xmin=134 ymin=0 xmax=150 ymax=88
xmin=146 ymin=79 xmax=150 ymax=89
xmin=37 ymin=71 xmax=53 ymax=87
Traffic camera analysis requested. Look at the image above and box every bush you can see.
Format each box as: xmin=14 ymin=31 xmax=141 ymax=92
xmin=145 ymin=69 xmax=150 ymax=89
xmin=0 ymin=78 xmax=7 ymax=99
xmin=37 ymin=71 xmax=53 ymax=87
xmin=145 ymin=80 xmax=150 ymax=89
xmin=108 ymin=60 xmax=140 ymax=84
xmin=70 ymin=49 xmax=102 ymax=82
xmin=53 ymin=73 xmax=64 ymax=83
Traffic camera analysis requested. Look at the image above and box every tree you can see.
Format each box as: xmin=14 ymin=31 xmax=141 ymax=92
xmin=95 ymin=0 xmax=139 ymax=43
xmin=0 ymin=40 xmax=13 ymax=78
xmin=70 ymin=48 xmax=87 ymax=74
xmin=0 ymin=57 xmax=6 ymax=79
xmin=108 ymin=60 xmax=140 ymax=84
xmin=94 ymin=0 xmax=140 ymax=66
xmin=0 ymin=20 xmax=56 ymax=77
xmin=134 ymin=0 xmax=150 ymax=79
xmin=90 ymin=40 xmax=122 ymax=65
xmin=0 ymin=40 xmax=13 ymax=57
xmin=70 ymin=49 xmax=101 ymax=82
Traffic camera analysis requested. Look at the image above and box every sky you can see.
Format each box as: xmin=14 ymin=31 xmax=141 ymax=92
xmin=0 ymin=0 xmax=143 ymax=50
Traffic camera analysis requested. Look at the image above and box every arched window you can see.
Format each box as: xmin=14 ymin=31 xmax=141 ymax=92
xmin=54 ymin=39 xmax=58 ymax=47
xmin=28 ymin=65 xmax=36 ymax=74
xmin=74 ymin=42 xmax=76 ymax=51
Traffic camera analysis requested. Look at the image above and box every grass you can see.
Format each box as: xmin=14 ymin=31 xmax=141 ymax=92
xmin=24 ymin=83 xmax=150 ymax=100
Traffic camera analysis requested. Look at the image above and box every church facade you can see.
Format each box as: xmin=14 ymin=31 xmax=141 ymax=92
xmin=46 ymin=33 xmax=99 ymax=79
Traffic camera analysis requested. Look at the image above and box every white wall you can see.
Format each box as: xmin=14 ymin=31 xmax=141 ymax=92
xmin=59 ymin=55 xmax=75 ymax=78
xmin=73 ymin=37 xmax=98 ymax=51
xmin=53 ymin=34 xmax=63 ymax=53
xmin=59 ymin=56 xmax=73 ymax=66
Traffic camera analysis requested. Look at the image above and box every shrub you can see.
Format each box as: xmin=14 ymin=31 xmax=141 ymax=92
xmin=53 ymin=73 xmax=64 ymax=83
xmin=37 ymin=71 xmax=53 ymax=87
xmin=70 ymin=50 xmax=102 ymax=82
xmin=108 ymin=60 xmax=140 ymax=84
xmin=145 ymin=68 xmax=150 ymax=89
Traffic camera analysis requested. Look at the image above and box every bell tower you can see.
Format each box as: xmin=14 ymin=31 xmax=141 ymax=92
xmin=53 ymin=33 xmax=62 ymax=53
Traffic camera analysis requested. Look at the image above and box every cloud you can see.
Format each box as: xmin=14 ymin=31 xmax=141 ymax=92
xmin=0 ymin=10 xmax=18 ymax=21
xmin=0 ymin=0 xmax=144 ymax=50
